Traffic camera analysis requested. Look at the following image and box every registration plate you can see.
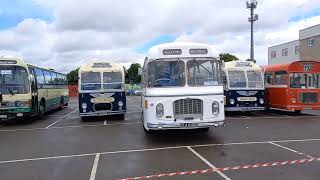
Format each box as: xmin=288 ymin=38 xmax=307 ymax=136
xmin=91 ymin=97 xmax=115 ymax=103
xmin=237 ymin=97 xmax=257 ymax=101
xmin=180 ymin=123 xmax=198 ymax=128
xmin=0 ymin=115 xmax=8 ymax=118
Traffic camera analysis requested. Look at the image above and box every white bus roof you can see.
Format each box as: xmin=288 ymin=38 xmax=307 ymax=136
xmin=79 ymin=61 xmax=124 ymax=73
xmin=223 ymin=60 xmax=262 ymax=70
xmin=147 ymin=42 xmax=217 ymax=59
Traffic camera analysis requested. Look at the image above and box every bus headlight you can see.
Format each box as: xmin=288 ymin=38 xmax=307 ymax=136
xmin=81 ymin=103 xmax=87 ymax=109
xmin=259 ymin=98 xmax=264 ymax=104
xmin=156 ymin=103 xmax=164 ymax=118
xmin=230 ymin=99 xmax=235 ymax=105
xmin=118 ymin=101 xmax=123 ymax=107
xmin=291 ymin=98 xmax=296 ymax=103
xmin=212 ymin=101 xmax=220 ymax=116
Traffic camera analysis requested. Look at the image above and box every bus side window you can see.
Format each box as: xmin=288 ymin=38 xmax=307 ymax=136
xmin=34 ymin=68 xmax=45 ymax=88
xmin=265 ymin=72 xmax=273 ymax=85
xmin=274 ymin=71 xmax=287 ymax=85
xmin=43 ymin=71 xmax=53 ymax=86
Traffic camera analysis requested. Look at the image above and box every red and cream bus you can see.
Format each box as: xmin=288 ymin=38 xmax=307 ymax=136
xmin=263 ymin=61 xmax=320 ymax=113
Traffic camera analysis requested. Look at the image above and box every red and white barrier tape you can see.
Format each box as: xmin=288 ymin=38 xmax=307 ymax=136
xmin=118 ymin=157 xmax=320 ymax=180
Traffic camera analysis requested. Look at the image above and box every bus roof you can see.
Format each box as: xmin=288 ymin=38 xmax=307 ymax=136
xmin=147 ymin=42 xmax=217 ymax=59
xmin=79 ymin=61 xmax=124 ymax=73
xmin=223 ymin=60 xmax=262 ymax=70
xmin=0 ymin=56 xmax=66 ymax=75
xmin=264 ymin=60 xmax=320 ymax=73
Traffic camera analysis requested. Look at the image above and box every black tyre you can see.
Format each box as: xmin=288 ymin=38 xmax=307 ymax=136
xmin=294 ymin=110 xmax=302 ymax=114
xmin=38 ymin=100 xmax=45 ymax=119
xmin=59 ymin=97 xmax=64 ymax=110
xmin=117 ymin=114 xmax=125 ymax=120
xmin=200 ymin=127 xmax=210 ymax=133
xmin=143 ymin=123 xmax=154 ymax=134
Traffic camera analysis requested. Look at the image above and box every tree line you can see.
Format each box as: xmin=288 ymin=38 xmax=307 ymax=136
xmin=67 ymin=53 xmax=247 ymax=85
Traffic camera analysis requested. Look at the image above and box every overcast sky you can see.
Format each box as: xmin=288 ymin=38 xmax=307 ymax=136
xmin=0 ymin=0 xmax=319 ymax=73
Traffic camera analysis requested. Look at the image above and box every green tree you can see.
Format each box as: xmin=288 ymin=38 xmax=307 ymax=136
xmin=219 ymin=53 xmax=239 ymax=62
xmin=67 ymin=68 xmax=79 ymax=85
xmin=125 ymin=63 xmax=141 ymax=84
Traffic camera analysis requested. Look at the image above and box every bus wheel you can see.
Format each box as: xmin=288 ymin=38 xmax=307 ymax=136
xmin=38 ymin=100 xmax=45 ymax=119
xmin=143 ymin=123 xmax=154 ymax=134
xmin=117 ymin=114 xmax=125 ymax=120
xmin=294 ymin=110 xmax=302 ymax=114
xmin=199 ymin=127 xmax=210 ymax=132
xmin=59 ymin=97 xmax=64 ymax=110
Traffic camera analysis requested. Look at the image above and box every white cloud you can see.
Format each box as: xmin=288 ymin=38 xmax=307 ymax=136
xmin=0 ymin=0 xmax=320 ymax=73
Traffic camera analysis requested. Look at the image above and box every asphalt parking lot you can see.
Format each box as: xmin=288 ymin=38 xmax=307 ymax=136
xmin=0 ymin=96 xmax=320 ymax=180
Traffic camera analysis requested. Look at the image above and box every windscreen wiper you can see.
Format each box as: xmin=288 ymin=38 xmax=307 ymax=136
xmin=192 ymin=59 xmax=214 ymax=77
xmin=9 ymin=89 xmax=14 ymax=95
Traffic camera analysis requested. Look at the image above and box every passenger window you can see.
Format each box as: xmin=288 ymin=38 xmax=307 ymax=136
xmin=43 ymin=71 xmax=53 ymax=85
xmin=264 ymin=72 xmax=273 ymax=85
xmin=34 ymin=68 xmax=45 ymax=86
xmin=274 ymin=71 xmax=287 ymax=85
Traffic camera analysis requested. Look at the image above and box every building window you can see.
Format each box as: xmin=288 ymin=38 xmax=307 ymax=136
xmin=295 ymin=45 xmax=300 ymax=54
xmin=282 ymin=48 xmax=288 ymax=56
xmin=271 ymin=51 xmax=276 ymax=58
xmin=308 ymin=37 xmax=315 ymax=47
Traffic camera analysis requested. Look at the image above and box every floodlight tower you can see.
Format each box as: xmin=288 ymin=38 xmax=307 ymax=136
xmin=246 ymin=0 xmax=258 ymax=62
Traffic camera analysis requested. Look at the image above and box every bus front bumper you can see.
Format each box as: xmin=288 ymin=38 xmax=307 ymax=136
xmin=80 ymin=110 xmax=126 ymax=117
xmin=146 ymin=120 xmax=225 ymax=130
xmin=225 ymin=107 xmax=265 ymax=111
xmin=0 ymin=111 xmax=33 ymax=121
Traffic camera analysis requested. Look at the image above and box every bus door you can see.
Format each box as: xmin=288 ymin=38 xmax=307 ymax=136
xmin=28 ymin=67 xmax=38 ymax=113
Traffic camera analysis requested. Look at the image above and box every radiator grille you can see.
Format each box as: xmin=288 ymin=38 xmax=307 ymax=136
xmin=299 ymin=92 xmax=317 ymax=103
xmin=173 ymin=98 xmax=203 ymax=119
xmin=94 ymin=103 xmax=112 ymax=111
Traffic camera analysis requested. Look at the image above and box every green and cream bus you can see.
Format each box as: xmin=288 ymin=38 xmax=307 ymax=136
xmin=0 ymin=56 xmax=69 ymax=121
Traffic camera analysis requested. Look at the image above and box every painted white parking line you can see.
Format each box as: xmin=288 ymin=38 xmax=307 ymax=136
xmin=127 ymin=98 xmax=133 ymax=102
xmin=187 ymin=146 xmax=231 ymax=180
xmin=0 ymin=138 xmax=320 ymax=164
xmin=46 ymin=108 xmax=78 ymax=128
xmin=89 ymin=153 xmax=100 ymax=180
xmin=269 ymin=142 xmax=314 ymax=158
xmin=0 ymin=121 xmax=142 ymax=132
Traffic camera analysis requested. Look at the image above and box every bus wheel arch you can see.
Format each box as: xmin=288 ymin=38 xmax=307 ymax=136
xmin=59 ymin=96 xmax=64 ymax=110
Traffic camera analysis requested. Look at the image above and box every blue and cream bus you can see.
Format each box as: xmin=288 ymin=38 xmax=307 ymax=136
xmin=0 ymin=56 xmax=69 ymax=121
xmin=222 ymin=60 xmax=265 ymax=111
xmin=78 ymin=61 xmax=126 ymax=120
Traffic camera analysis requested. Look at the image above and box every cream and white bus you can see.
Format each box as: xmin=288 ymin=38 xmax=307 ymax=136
xmin=222 ymin=60 xmax=265 ymax=111
xmin=141 ymin=42 xmax=225 ymax=133
xmin=0 ymin=56 xmax=69 ymax=121
xmin=78 ymin=61 xmax=126 ymax=120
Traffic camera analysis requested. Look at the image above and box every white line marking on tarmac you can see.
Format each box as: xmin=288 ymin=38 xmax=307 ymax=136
xmin=269 ymin=142 xmax=314 ymax=158
xmin=127 ymin=98 xmax=133 ymax=102
xmin=0 ymin=138 xmax=320 ymax=164
xmin=89 ymin=153 xmax=100 ymax=180
xmin=46 ymin=108 xmax=78 ymax=128
xmin=0 ymin=121 xmax=142 ymax=132
xmin=187 ymin=146 xmax=231 ymax=180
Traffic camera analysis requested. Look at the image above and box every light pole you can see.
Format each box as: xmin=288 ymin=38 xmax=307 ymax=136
xmin=246 ymin=0 xmax=258 ymax=62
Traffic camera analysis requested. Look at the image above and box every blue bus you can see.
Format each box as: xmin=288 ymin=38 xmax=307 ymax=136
xmin=222 ymin=61 xmax=265 ymax=111
xmin=78 ymin=62 xmax=126 ymax=120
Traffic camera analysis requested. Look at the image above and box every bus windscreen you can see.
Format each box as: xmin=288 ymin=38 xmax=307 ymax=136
xmin=0 ymin=66 xmax=29 ymax=94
